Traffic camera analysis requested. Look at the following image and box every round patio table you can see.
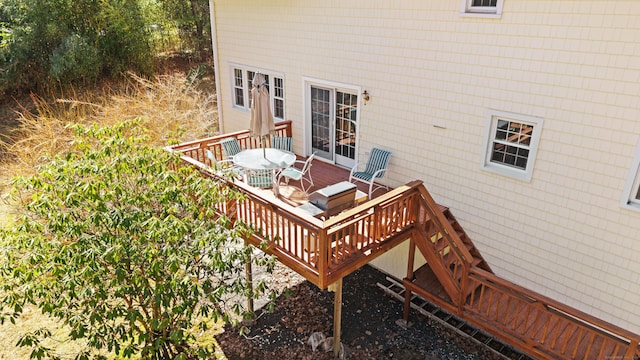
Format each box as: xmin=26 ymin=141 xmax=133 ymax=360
xmin=233 ymin=148 xmax=296 ymax=194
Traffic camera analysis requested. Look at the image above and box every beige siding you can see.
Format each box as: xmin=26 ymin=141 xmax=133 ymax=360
xmin=213 ymin=0 xmax=640 ymax=334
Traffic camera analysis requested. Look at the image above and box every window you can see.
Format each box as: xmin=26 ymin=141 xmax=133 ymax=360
xmin=230 ymin=65 xmax=285 ymax=121
xmin=233 ymin=69 xmax=244 ymax=107
xmin=460 ymin=0 xmax=504 ymax=17
xmin=481 ymin=110 xmax=543 ymax=182
xmin=621 ymin=138 xmax=640 ymax=211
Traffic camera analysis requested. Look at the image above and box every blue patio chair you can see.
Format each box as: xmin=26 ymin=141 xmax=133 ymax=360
xmin=272 ymin=136 xmax=293 ymax=152
xmin=277 ymin=153 xmax=315 ymax=193
xmin=246 ymin=169 xmax=274 ymax=189
xmin=349 ymin=147 xmax=391 ymax=199
xmin=219 ymin=137 xmax=242 ymax=159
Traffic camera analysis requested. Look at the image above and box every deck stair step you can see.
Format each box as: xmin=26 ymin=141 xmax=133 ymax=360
xmin=442 ymin=209 xmax=491 ymax=273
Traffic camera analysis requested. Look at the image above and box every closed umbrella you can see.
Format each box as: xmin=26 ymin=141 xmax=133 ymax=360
xmin=249 ymin=73 xmax=275 ymax=157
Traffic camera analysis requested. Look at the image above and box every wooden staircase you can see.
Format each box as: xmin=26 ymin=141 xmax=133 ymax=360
xmin=441 ymin=208 xmax=491 ymax=272
xmin=403 ymin=186 xmax=640 ymax=360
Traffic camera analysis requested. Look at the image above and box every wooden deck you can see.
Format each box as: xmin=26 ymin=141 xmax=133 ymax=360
xmin=264 ymin=153 xmax=389 ymax=208
xmin=167 ymin=121 xmax=640 ymax=360
xmin=167 ymin=121 xmax=399 ymax=289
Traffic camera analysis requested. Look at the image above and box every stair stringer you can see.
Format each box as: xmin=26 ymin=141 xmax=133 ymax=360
xmin=410 ymin=187 xmax=479 ymax=307
xmin=413 ymin=225 xmax=462 ymax=302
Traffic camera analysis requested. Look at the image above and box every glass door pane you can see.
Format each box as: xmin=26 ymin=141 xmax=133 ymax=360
xmin=335 ymin=91 xmax=358 ymax=168
xmin=311 ymin=86 xmax=333 ymax=160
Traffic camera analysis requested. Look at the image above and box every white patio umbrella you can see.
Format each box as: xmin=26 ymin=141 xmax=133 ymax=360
xmin=249 ymin=73 xmax=275 ymax=157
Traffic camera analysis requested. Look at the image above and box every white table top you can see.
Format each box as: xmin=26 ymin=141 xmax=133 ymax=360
xmin=233 ymin=148 xmax=296 ymax=170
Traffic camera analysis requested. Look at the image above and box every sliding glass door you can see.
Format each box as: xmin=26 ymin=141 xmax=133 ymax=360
xmin=309 ymin=84 xmax=358 ymax=168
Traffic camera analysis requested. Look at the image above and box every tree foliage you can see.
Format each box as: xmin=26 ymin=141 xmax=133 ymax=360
xmin=0 ymin=0 xmax=212 ymax=95
xmin=155 ymin=0 xmax=211 ymax=58
xmin=0 ymin=120 xmax=275 ymax=359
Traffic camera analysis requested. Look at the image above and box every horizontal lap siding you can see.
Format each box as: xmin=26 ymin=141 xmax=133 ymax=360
xmin=213 ymin=0 xmax=640 ymax=334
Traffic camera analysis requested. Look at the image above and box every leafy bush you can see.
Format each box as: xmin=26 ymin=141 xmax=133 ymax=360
xmin=0 ymin=120 xmax=275 ymax=359
xmin=0 ymin=0 xmax=155 ymax=93
xmin=155 ymin=0 xmax=211 ymax=58
xmin=97 ymin=0 xmax=154 ymax=77
xmin=49 ymin=34 xmax=102 ymax=84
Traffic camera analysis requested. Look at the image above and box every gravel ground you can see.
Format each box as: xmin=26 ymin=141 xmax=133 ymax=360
xmin=215 ymin=264 xmax=508 ymax=360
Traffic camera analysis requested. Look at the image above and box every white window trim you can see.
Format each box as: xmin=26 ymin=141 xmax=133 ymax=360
xmin=621 ymin=137 xmax=640 ymax=212
xmin=480 ymin=109 xmax=543 ymax=182
xmin=460 ymin=0 xmax=504 ymax=18
xmin=229 ymin=64 xmax=286 ymax=121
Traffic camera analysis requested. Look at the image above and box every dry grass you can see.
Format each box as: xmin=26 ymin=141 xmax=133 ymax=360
xmin=0 ymin=307 xmax=89 ymax=360
xmin=0 ymin=70 xmax=222 ymax=359
xmin=0 ymin=71 xmax=217 ymax=179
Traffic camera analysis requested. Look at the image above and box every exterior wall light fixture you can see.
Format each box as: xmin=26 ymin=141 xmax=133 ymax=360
xmin=362 ymin=90 xmax=370 ymax=105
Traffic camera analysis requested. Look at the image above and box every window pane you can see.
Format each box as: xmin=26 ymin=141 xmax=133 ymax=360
xmin=274 ymin=78 xmax=283 ymax=98
xmin=273 ymin=77 xmax=285 ymax=119
xmin=495 ymin=120 xmax=508 ymax=140
xmin=335 ymin=91 xmax=358 ymax=160
xmin=263 ymin=74 xmax=270 ymax=93
xmin=234 ymin=69 xmax=243 ymax=87
xmin=247 ymin=71 xmax=255 ymax=106
xmin=235 ymin=88 xmax=244 ymax=107
xmin=504 ymin=154 xmax=515 ymax=165
xmin=516 ymin=156 xmax=528 ymax=169
xmin=274 ymin=99 xmax=284 ymax=119
xmin=518 ymin=148 xmax=529 ymax=157
xmin=495 ymin=120 xmax=533 ymax=145
xmin=491 ymin=143 xmax=528 ymax=170
xmin=233 ymin=69 xmax=244 ymax=107
xmin=472 ymin=0 xmax=497 ymax=6
xmin=311 ymin=87 xmax=331 ymax=153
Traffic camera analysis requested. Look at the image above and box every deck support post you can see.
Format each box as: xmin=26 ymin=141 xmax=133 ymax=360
xmin=244 ymin=241 xmax=255 ymax=325
xmin=332 ymin=277 xmax=343 ymax=358
xmin=403 ymin=237 xmax=417 ymax=320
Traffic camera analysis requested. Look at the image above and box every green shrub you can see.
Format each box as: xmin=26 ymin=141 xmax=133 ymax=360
xmin=0 ymin=120 xmax=275 ymax=359
xmin=49 ymin=34 xmax=101 ymax=84
xmin=0 ymin=0 xmax=155 ymax=93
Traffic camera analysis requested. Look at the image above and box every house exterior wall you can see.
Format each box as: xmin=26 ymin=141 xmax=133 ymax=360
xmin=212 ymin=0 xmax=640 ymax=334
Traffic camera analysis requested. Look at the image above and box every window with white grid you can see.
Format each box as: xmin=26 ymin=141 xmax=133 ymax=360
xmin=233 ymin=69 xmax=244 ymax=107
xmin=461 ymin=0 xmax=504 ymax=17
xmin=230 ymin=65 xmax=285 ymax=121
xmin=481 ymin=110 xmax=543 ymax=182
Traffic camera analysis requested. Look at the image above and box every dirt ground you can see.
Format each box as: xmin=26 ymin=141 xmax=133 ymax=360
xmin=215 ymin=264 xmax=509 ymax=360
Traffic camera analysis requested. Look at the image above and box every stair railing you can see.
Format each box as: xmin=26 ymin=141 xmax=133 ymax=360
xmin=464 ymin=268 xmax=640 ymax=360
xmin=414 ymin=186 xmax=474 ymax=311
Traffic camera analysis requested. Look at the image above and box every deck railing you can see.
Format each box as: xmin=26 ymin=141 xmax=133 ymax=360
xmin=464 ymin=267 xmax=640 ymax=360
xmin=216 ymin=180 xmax=422 ymax=288
xmin=168 ymin=120 xmax=293 ymax=164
